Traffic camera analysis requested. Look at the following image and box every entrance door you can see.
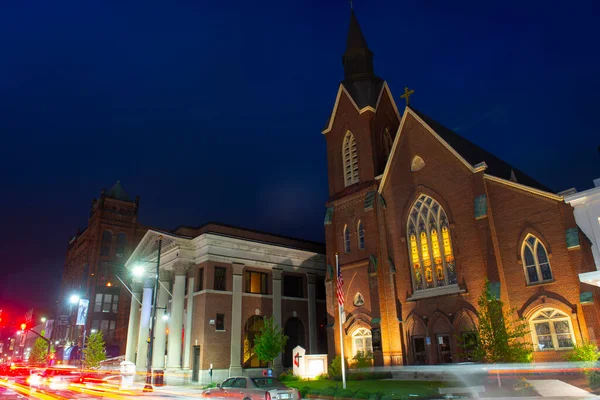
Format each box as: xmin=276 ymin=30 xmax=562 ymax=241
xmin=283 ymin=318 xmax=305 ymax=368
xmin=192 ymin=346 xmax=200 ymax=382
xmin=412 ymin=336 xmax=426 ymax=365
xmin=436 ymin=334 xmax=452 ymax=364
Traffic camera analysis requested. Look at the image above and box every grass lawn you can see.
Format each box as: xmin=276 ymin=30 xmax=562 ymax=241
xmin=284 ymin=379 xmax=454 ymax=398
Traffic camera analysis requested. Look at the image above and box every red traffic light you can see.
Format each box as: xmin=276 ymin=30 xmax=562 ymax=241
xmin=20 ymin=323 xmax=26 ymax=331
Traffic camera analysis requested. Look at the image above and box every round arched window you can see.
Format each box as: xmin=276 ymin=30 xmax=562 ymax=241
xmin=530 ymin=308 xmax=574 ymax=351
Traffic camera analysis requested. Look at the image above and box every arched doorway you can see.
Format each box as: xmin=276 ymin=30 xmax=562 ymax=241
xmin=431 ymin=316 xmax=453 ymax=364
xmin=243 ymin=316 xmax=267 ymax=368
xmin=283 ymin=318 xmax=305 ymax=368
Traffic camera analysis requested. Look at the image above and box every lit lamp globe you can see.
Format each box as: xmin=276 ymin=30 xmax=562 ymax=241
xmin=69 ymin=294 xmax=80 ymax=304
xmin=133 ymin=265 xmax=145 ymax=277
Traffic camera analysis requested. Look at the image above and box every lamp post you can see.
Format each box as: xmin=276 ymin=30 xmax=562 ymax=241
xmin=69 ymin=294 xmax=88 ymax=368
xmin=134 ymin=235 xmax=162 ymax=392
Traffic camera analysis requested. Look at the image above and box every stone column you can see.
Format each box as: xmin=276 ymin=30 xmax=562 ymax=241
xmin=136 ymin=278 xmax=154 ymax=370
xmin=183 ymin=276 xmax=195 ymax=369
xmin=272 ymin=268 xmax=283 ymax=373
xmin=229 ymin=263 xmax=244 ymax=376
xmin=152 ymin=270 xmax=170 ymax=369
xmin=167 ymin=263 xmax=187 ymax=369
xmin=307 ymin=273 xmax=317 ymax=354
xmin=125 ymin=281 xmax=142 ymax=363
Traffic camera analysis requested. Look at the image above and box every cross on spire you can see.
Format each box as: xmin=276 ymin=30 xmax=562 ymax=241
xmin=400 ymin=86 xmax=415 ymax=106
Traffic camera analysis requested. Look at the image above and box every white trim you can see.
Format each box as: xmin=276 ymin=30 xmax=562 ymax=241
xmin=529 ymin=308 xmax=576 ymax=352
xmin=242 ymin=293 xmax=273 ymax=299
xmin=192 ymin=289 xmax=233 ymax=297
xmin=406 ymin=285 xmax=464 ymax=301
xmin=522 ymin=234 xmax=554 ymax=285
xmin=484 ymin=174 xmax=563 ymax=201
xmin=322 ymin=82 xmax=401 ymax=135
xmin=579 ymin=271 xmax=600 ymax=287
xmin=282 ymin=296 xmax=309 ymax=302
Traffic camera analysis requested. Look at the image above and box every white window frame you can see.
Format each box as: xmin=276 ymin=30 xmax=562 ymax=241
xmin=342 ymin=131 xmax=359 ymax=187
xmin=529 ymin=308 xmax=576 ymax=351
xmin=522 ymin=234 xmax=553 ymax=285
xmin=352 ymin=328 xmax=373 ymax=357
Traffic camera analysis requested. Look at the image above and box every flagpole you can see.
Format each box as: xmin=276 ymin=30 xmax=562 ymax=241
xmin=336 ymin=253 xmax=347 ymax=389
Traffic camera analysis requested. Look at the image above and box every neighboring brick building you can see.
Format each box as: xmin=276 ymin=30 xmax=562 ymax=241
xmin=322 ymin=12 xmax=600 ymax=366
xmin=124 ymin=223 xmax=326 ymax=384
xmin=56 ymin=182 xmax=148 ymax=360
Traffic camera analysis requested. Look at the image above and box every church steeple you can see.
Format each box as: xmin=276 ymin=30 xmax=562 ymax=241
xmin=342 ymin=11 xmax=377 ymax=82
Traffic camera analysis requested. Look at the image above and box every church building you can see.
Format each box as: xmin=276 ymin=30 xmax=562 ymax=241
xmin=323 ymin=12 xmax=600 ymax=365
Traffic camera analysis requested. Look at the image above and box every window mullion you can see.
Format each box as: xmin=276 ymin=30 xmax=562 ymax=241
xmin=549 ymin=318 xmax=557 ymax=350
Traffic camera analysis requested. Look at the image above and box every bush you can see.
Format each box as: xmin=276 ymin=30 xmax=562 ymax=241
xmin=299 ymin=387 xmax=312 ymax=398
xmin=315 ymin=373 xmax=329 ymax=381
xmin=351 ymin=351 xmax=373 ymax=369
xmin=568 ymin=343 xmax=600 ymax=363
xmin=588 ymin=371 xmax=600 ymax=391
xmin=334 ymin=389 xmax=355 ymax=399
xmin=353 ymin=389 xmax=371 ymax=399
xmin=308 ymin=389 xmax=322 ymax=397
xmin=321 ymin=387 xmax=337 ymax=397
xmin=329 ymin=355 xmax=349 ymax=378
xmin=279 ymin=369 xmax=300 ymax=382
xmin=380 ymin=395 xmax=393 ymax=400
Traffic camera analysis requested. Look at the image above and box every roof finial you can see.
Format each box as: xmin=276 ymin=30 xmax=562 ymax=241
xmin=349 ymin=0 xmax=353 ymax=10
xmin=400 ymin=86 xmax=415 ymax=106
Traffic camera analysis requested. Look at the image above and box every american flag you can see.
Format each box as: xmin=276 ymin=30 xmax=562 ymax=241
xmin=336 ymin=264 xmax=344 ymax=307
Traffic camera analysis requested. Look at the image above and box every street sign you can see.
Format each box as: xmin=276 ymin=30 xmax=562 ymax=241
xmin=58 ymin=315 xmax=69 ymax=326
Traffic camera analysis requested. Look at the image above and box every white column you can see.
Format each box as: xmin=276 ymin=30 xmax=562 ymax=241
xmin=229 ymin=263 xmax=244 ymax=376
xmin=167 ymin=263 xmax=187 ymax=369
xmin=183 ymin=276 xmax=195 ymax=369
xmin=272 ymin=268 xmax=283 ymax=372
xmin=307 ymin=274 xmax=317 ymax=354
xmin=136 ymin=279 xmax=154 ymax=370
xmin=152 ymin=271 xmax=170 ymax=369
xmin=125 ymin=282 xmax=142 ymax=363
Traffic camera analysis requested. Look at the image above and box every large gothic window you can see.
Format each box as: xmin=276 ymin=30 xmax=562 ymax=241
xmin=522 ymin=234 xmax=553 ymax=284
xmin=407 ymin=195 xmax=457 ymax=291
xmin=530 ymin=308 xmax=575 ymax=351
xmin=352 ymin=328 xmax=373 ymax=357
xmin=342 ymin=131 xmax=359 ymax=186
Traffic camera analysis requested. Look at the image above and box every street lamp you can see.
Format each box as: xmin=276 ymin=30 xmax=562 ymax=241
xmin=41 ymin=317 xmax=47 ymax=323
xmin=69 ymin=295 xmax=80 ymax=305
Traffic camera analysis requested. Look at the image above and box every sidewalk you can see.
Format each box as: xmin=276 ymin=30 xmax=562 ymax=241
xmin=526 ymin=379 xmax=592 ymax=398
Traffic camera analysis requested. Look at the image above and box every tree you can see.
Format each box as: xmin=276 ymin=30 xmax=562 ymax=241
xmin=463 ymin=280 xmax=532 ymax=363
xmin=29 ymin=337 xmax=51 ymax=366
xmin=83 ymin=331 xmax=106 ymax=370
xmin=253 ymin=316 xmax=288 ymax=367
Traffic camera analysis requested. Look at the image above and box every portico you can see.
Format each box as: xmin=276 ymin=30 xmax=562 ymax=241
xmin=124 ymin=223 xmax=326 ymax=385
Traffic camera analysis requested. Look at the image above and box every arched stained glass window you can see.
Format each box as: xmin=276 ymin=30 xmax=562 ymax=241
xmin=352 ymin=328 xmax=373 ymax=357
xmin=407 ymin=195 xmax=457 ymax=291
xmin=530 ymin=308 xmax=574 ymax=351
xmin=342 ymin=131 xmax=359 ymax=187
xmin=522 ymin=234 xmax=553 ymax=284
xmin=357 ymin=220 xmax=365 ymax=250
xmin=344 ymin=225 xmax=351 ymax=254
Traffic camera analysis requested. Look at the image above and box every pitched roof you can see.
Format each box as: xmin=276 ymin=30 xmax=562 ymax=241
xmin=106 ymin=181 xmax=132 ymax=202
xmin=345 ymin=11 xmax=369 ymax=52
xmin=409 ymin=107 xmax=552 ymax=192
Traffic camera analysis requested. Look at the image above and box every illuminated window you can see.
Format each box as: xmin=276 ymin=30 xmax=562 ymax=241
xmin=407 ymin=195 xmax=457 ymax=291
xmin=357 ymin=220 xmax=365 ymax=250
xmin=245 ymin=271 xmax=268 ymax=294
xmin=522 ymin=234 xmax=553 ymax=284
xmin=344 ymin=225 xmax=351 ymax=254
xmin=530 ymin=308 xmax=574 ymax=351
xmin=244 ymin=316 xmax=267 ymax=368
xmin=342 ymin=131 xmax=359 ymax=186
xmin=352 ymin=328 xmax=373 ymax=357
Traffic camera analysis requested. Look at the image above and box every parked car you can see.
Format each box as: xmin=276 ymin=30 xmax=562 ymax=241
xmin=73 ymin=373 xmax=121 ymax=389
xmin=202 ymin=377 xmax=300 ymax=400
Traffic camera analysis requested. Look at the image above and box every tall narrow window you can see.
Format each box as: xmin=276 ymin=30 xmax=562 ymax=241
xmin=245 ymin=271 xmax=268 ymax=294
xmin=216 ymin=314 xmax=225 ymax=331
xmin=342 ymin=131 xmax=359 ymax=186
xmin=357 ymin=221 xmax=365 ymax=250
xmin=116 ymin=233 xmax=127 ymax=258
xmin=196 ymin=268 xmax=204 ymax=292
xmin=214 ymin=267 xmax=227 ymax=291
xmin=344 ymin=225 xmax=351 ymax=254
xmin=100 ymin=231 xmax=112 ymax=256
xmin=407 ymin=195 xmax=457 ymax=292
xmin=383 ymin=128 xmax=393 ymax=159
xmin=522 ymin=234 xmax=553 ymax=284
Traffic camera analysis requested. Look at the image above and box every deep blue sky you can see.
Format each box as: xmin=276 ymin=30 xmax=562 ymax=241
xmin=0 ymin=0 xmax=598 ymax=314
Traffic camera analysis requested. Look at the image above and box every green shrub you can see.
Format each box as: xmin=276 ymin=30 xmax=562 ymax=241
xmin=351 ymin=351 xmax=373 ymax=369
xmin=279 ymin=369 xmax=300 ymax=382
xmin=204 ymin=382 xmax=217 ymax=389
xmin=329 ymin=355 xmax=349 ymax=378
xmin=380 ymin=395 xmax=393 ymax=400
xmin=353 ymin=389 xmax=371 ymax=399
xmin=568 ymin=343 xmax=600 ymax=363
xmin=335 ymin=389 xmax=355 ymax=399
xmin=308 ymin=389 xmax=322 ymax=397
xmin=315 ymin=373 xmax=329 ymax=381
xmin=299 ymin=387 xmax=312 ymax=398
xmin=588 ymin=371 xmax=600 ymax=390
xmin=321 ymin=387 xmax=337 ymax=397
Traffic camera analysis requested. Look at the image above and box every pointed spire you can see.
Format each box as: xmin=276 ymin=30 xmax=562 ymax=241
xmin=342 ymin=11 xmax=376 ymax=82
xmin=106 ymin=180 xmax=132 ymax=202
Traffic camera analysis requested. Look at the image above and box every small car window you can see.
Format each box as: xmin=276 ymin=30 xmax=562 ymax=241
xmin=234 ymin=378 xmax=247 ymax=388
xmin=222 ymin=378 xmax=236 ymax=388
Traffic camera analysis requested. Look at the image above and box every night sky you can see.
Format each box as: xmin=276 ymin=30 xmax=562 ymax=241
xmin=0 ymin=1 xmax=598 ymax=316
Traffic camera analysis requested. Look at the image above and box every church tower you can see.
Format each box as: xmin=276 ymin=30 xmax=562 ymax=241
xmin=323 ymin=11 xmax=403 ymax=367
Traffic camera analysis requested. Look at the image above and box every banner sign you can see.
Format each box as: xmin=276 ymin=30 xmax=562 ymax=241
xmin=45 ymin=320 xmax=54 ymax=339
xmin=58 ymin=315 xmax=69 ymax=326
xmin=76 ymin=299 xmax=89 ymax=326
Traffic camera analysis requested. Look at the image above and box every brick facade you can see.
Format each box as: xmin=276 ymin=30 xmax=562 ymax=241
xmin=323 ymin=13 xmax=599 ymax=366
